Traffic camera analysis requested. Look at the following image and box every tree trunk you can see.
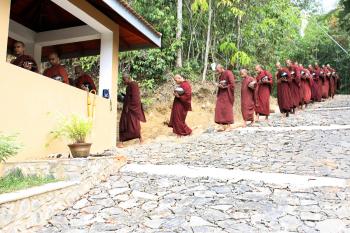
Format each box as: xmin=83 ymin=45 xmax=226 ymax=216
xmin=202 ymin=0 xmax=212 ymax=82
xmin=236 ymin=15 xmax=242 ymax=69
xmin=176 ymin=0 xmax=183 ymax=68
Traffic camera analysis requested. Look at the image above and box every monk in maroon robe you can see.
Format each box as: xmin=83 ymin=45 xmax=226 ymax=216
xmin=327 ymin=64 xmax=336 ymax=98
xmin=118 ymin=75 xmax=146 ymax=147
xmin=255 ymin=65 xmax=273 ymax=121
xmin=11 ymin=41 xmax=38 ymax=72
xmin=215 ymin=64 xmax=235 ymax=131
xmin=74 ymin=65 xmax=97 ymax=91
xmin=286 ymin=60 xmax=301 ymax=113
xmin=240 ymin=69 xmax=256 ymax=127
xmin=43 ymin=53 xmax=69 ymax=84
xmin=321 ymin=65 xmax=330 ymax=99
xmin=295 ymin=62 xmax=305 ymax=109
xmin=300 ymin=67 xmax=312 ymax=107
xmin=168 ymin=74 xmax=192 ymax=136
xmin=276 ymin=62 xmax=293 ymax=117
xmin=308 ymin=65 xmax=320 ymax=102
xmin=314 ymin=64 xmax=323 ymax=101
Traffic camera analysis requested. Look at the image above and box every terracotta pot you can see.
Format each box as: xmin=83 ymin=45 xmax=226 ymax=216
xmin=68 ymin=143 xmax=92 ymax=158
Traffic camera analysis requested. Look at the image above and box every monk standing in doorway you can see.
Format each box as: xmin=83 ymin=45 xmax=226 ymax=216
xmin=43 ymin=52 xmax=69 ymax=84
xmin=255 ymin=65 xmax=273 ymax=121
xmin=11 ymin=41 xmax=38 ymax=72
xmin=240 ymin=69 xmax=256 ymax=127
xmin=215 ymin=64 xmax=235 ymax=131
xmin=118 ymin=74 xmax=146 ymax=148
xmin=168 ymin=74 xmax=192 ymax=136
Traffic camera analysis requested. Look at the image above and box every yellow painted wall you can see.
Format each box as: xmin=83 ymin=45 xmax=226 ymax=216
xmin=0 ymin=0 xmax=119 ymax=164
xmin=0 ymin=63 xmax=117 ymax=161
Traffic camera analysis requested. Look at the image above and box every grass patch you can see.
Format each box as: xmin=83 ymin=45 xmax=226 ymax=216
xmin=0 ymin=168 xmax=57 ymax=194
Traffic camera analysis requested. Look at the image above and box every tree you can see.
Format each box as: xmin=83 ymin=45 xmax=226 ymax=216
xmin=202 ymin=0 xmax=212 ymax=82
xmin=176 ymin=0 xmax=183 ymax=68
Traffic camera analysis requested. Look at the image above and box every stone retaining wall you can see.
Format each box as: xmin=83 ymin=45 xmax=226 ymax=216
xmin=0 ymin=156 xmax=126 ymax=232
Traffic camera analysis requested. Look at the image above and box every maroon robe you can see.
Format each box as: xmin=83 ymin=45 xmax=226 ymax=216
xmin=215 ymin=70 xmax=235 ymax=124
xmin=169 ymin=81 xmax=192 ymax=136
xmin=309 ymin=67 xmax=319 ymax=101
xmin=301 ymin=69 xmax=312 ymax=104
xmin=314 ymin=66 xmax=323 ymax=101
xmin=241 ymin=76 xmax=255 ymax=121
xmin=321 ymin=68 xmax=330 ymax=98
xmin=276 ymin=68 xmax=293 ymax=113
xmin=119 ymin=81 xmax=146 ymax=142
xmin=329 ymin=68 xmax=336 ymax=98
xmin=43 ymin=64 xmax=69 ymax=84
xmin=75 ymin=74 xmax=97 ymax=91
xmin=11 ymin=54 xmax=38 ymax=72
xmin=255 ymin=70 xmax=273 ymax=116
xmin=288 ymin=65 xmax=301 ymax=108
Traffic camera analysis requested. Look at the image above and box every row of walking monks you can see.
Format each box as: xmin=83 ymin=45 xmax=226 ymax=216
xmin=117 ymin=61 xmax=340 ymax=147
xmin=10 ymin=41 xmax=97 ymax=91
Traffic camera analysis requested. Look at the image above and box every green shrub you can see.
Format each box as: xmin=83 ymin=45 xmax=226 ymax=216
xmin=0 ymin=134 xmax=21 ymax=163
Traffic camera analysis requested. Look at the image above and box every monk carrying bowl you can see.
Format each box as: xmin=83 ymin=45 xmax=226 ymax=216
xmin=248 ymin=80 xmax=256 ymax=89
xmin=219 ymin=80 xmax=227 ymax=87
xmin=174 ymin=86 xmax=185 ymax=96
xmin=52 ymin=75 xmax=64 ymax=82
xmin=261 ymin=76 xmax=269 ymax=83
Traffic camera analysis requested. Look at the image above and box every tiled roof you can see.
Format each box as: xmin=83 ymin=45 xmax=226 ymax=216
xmin=117 ymin=0 xmax=162 ymax=36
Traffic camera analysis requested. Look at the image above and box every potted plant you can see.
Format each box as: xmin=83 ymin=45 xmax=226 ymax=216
xmin=51 ymin=115 xmax=93 ymax=158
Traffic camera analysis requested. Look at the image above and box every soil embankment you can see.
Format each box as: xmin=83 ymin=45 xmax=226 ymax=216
xmin=117 ymin=80 xmax=278 ymax=146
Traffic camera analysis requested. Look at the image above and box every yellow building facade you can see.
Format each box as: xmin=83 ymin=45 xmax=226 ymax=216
xmin=0 ymin=0 xmax=161 ymax=163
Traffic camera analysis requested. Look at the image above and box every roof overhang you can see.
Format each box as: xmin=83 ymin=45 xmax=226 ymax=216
xmin=103 ymin=0 xmax=161 ymax=48
xmin=8 ymin=0 xmax=162 ymax=57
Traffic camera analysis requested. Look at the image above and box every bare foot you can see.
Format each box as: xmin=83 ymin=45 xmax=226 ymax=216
xmin=248 ymin=121 xmax=255 ymax=126
xmin=242 ymin=122 xmax=247 ymax=128
xmin=117 ymin=142 xmax=124 ymax=148
xmin=139 ymin=138 xmax=144 ymax=144
xmin=224 ymin=126 xmax=233 ymax=132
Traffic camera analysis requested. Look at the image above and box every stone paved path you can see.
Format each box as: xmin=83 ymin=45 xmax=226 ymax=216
xmin=37 ymin=95 xmax=350 ymax=233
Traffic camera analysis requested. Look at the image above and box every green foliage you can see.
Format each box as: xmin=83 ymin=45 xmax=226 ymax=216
xmin=77 ymin=56 xmax=100 ymax=76
xmin=51 ymin=115 xmax=93 ymax=144
xmin=231 ymin=51 xmax=251 ymax=66
xmin=114 ymin=0 xmax=349 ymax=93
xmin=217 ymin=0 xmax=245 ymax=17
xmin=142 ymin=97 xmax=154 ymax=108
xmin=174 ymin=60 xmax=201 ymax=81
xmin=0 ymin=134 xmax=21 ymax=163
xmin=0 ymin=168 xmax=56 ymax=194
xmin=141 ymin=78 xmax=156 ymax=91
xmin=219 ymin=41 xmax=237 ymax=57
xmin=339 ymin=0 xmax=350 ymax=32
xmin=191 ymin=0 xmax=209 ymax=12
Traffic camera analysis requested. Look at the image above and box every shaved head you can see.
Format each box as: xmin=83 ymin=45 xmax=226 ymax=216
xmin=122 ymin=74 xmax=132 ymax=84
xmin=216 ymin=64 xmax=224 ymax=74
xmin=276 ymin=62 xmax=282 ymax=69
xmin=255 ymin=64 xmax=263 ymax=72
xmin=48 ymin=52 xmax=60 ymax=66
xmin=240 ymin=69 xmax=248 ymax=77
xmin=13 ymin=41 xmax=25 ymax=56
xmin=174 ymin=74 xmax=184 ymax=84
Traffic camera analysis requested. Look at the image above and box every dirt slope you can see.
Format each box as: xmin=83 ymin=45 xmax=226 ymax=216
xmin=117 ymin=80 xmax=278 ymax=146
